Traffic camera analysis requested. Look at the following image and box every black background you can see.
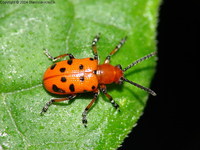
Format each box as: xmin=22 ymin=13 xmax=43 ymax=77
xmin=120 ymin=0 xmax=198 ymax=149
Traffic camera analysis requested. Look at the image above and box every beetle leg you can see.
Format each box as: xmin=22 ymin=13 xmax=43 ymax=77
xmin=92 ymin=34 xmax=100 ymax=60
xmin=104 ymin=36 xmax=127 ymax=64
xmin=100 ymin=84 xmax=120 ymax=110
xmin=44 ymin=48 xmax=75 ymax=62
xmin=40 ymin=94 xmax=76 ymax=115
xmin=82 ymin=90 xmax=99 ymax=127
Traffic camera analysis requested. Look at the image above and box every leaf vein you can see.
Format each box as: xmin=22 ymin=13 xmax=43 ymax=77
xmin=2 ymin=84 xmax=42 ymax=95
xmin=2 ymin=93 xmax=30 ymax=148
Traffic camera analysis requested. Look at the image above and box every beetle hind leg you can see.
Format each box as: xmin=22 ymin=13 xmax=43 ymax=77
xmin=41 ymin=94 xmax=76 ymax=115
xmin=43 ymin=48 xmax=75 ymax=62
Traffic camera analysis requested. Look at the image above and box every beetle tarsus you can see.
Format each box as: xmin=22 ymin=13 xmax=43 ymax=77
xmin=82 ymin=110 xmax=88 ymax=127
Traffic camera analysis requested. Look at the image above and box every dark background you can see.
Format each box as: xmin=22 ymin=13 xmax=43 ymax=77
xmin=120 ymin=0 xmax=198 ymax=149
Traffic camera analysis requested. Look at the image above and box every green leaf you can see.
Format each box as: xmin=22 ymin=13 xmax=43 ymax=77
xmin=0 ymin=0 xmax=161 ymax=149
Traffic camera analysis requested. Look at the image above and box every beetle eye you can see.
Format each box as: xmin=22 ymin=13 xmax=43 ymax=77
xmin=115 ymin=64 xmax=122 ymax=70
xmin=118 ymin=77 xmax=124 ymax=84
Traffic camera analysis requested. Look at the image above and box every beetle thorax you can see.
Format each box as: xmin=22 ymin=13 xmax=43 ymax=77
xmin=97 ymin=64 xmax=123 ymax=84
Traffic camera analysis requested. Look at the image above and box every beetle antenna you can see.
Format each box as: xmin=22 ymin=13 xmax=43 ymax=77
xmin=123 ymin=52 xmax=157 ymax=72
xmin=122 ymin=77 xmax=157 ymax=96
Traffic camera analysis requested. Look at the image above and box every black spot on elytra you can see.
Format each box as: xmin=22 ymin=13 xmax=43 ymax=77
xmin=52 ymin=84 xmax=59 ymax=92
xmin=52 ymin=84 xmax=65 ymax=93
xmin=50 ymin=64 xmax=56 ymax=70
xmin=91 ymin=86 xmax=96 ymax=90
xmin=79 ymin=64 xmax=84 ymax=70
xmin=80 ymin=76 xmax=84 ymax=81
xmin=69 ymin=84 xmax=75 ymax=92
xmin=89 ymin=58 xmax=94 ymax=61
xmin=67 ymin=59 xmax=73 ymax=65
xmin=61 ymin=77 xmax=67 ymax=82
xmin=60 ymin=68 xmax=66 ymax=72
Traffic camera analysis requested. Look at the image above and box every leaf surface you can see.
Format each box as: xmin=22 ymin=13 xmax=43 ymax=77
xmin=0 ymin=0 xmax=161 ymax=149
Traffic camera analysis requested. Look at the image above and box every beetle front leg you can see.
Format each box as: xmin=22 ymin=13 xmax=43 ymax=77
xmin=44 ymin=48 xmax=75 ymax=62
xmin=104 ymin=36 xmax=127 ymax=64
xmin=100 ymin=84 xmax=120 ymax=110
xmin=82 ymin=90 xmax=99 ymax=127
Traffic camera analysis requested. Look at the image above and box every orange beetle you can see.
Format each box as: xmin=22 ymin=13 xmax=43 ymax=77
xmin=41 ymin=34 xmax=156 ymax=127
